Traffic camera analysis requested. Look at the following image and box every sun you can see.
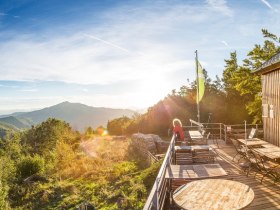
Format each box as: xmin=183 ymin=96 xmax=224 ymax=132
xmin=134 ymin=77 xmax=170 ymax=108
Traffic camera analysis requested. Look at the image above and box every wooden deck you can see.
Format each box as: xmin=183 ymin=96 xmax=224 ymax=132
xmin=168 ymin=139 xmax=280 ymax=210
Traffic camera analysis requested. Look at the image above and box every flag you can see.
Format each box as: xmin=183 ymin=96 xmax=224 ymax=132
xmin=197 ymin=61 xmax=205 ymax=103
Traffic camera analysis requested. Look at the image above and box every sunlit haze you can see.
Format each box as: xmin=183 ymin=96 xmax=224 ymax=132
xmin=0 ymin=0 xmax=280 ymax=113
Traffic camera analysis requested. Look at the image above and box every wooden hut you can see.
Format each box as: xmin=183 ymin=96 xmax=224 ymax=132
xmin=255 ymin=52 xmax=280 ymax=146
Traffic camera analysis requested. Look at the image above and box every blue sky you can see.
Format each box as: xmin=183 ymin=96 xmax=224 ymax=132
xmin=0 ymin=0 xmax=280 ymax=114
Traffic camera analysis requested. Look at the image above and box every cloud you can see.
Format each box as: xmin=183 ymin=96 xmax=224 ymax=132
xmin=19 ymin=89 xmax=38 ymax=92
xmin=0 ymin=14 xmax=195 ymax=86
xmin=0 ymin=84 xmax=19 ymax=88
xmin=84 ymin=34 xmax=134 ymax=55
xmin=260 ymin=0 xmax=279 ymax=12
xmin=206 ymin=0 xmax=234 ymax=17
xmin=221 ymin=40 xmax=229 ymax=47
xmin=0 ymin=12 xmax=20 ymax=18
xmin=81 ymin=88 xmax=89 ymax=92
xmin=261 ymin=0 xmax=273 ymax=9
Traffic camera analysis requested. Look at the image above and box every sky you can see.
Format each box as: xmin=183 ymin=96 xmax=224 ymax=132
xmin=0 ymin=0 xmax=280 ymax=114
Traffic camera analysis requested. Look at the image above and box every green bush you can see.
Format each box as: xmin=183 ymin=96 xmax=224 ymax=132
xmin=0 ymin=180 xmax=9 ymax=209
xmin=16 ymin=155 xmax=45 ymax=180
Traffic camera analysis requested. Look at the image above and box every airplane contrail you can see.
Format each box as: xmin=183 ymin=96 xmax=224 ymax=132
xmin=84 ymin=33 xmax=133 ymax=54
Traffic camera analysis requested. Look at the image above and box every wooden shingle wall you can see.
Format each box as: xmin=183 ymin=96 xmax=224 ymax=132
xmin=262 ymin=68 xmax=280 ymax=146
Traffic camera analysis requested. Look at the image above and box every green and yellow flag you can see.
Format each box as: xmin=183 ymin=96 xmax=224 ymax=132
xmin=197 ymin=61 xmax=205 ymax=103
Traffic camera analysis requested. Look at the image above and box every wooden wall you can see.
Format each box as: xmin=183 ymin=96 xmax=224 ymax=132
xmin=262 ymin=67 xmax=280 ymax=146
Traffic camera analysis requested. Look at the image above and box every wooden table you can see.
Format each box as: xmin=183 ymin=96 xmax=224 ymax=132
xmin=189 ymin=130 xmax=203 ymax=139
xmin=175 ymin=145 xmax=210 ymax=151
xmin=166 ymin=164 xmax=227 ymax=179
xmin=261 ymin=143 xmax=280 ymax=148
xmin=253 ymin=147 xmax=280 ymax=160
xmin=192 ymin=145 xmax=210 ymax=150
xmin=237 ymin=138 xmax=268 ymax=147
xmin=173 ymin=179 xmax=254 ymax=210
xmin=189 ymin=130 xmax=205 ymax=145
xmin=175 ymin=145 xmax=192 ymax=151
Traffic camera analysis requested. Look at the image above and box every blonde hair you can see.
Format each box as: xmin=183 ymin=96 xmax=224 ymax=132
xmin=173 ymin=118 xmax=182 ymax=127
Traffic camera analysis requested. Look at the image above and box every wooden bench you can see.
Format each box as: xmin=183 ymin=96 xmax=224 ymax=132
xmin=192 ymin=149 xmax=216 ymax=163
xmin=174 ymin=145 xmax=216 ymax=164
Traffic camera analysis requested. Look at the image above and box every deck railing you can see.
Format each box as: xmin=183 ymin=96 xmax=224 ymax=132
xmin=143 ymin=135 xmax=175 ymax=210
xmin=183 ymin=123 xmax=263 ymax=143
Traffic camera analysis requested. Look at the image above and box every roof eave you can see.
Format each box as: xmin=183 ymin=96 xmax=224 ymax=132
xmin=254 ymin=61 xmax=280 ymax=75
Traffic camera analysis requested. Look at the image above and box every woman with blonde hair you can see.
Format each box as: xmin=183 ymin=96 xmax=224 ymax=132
xmin=172 ymin=118 xmax=184 ymax=141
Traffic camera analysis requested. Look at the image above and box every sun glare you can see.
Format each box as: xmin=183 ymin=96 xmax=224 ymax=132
xmin=135 ymin=76 xmax=171 ymax=107
xmin=102 ymin=130 xmax=108 ymax=136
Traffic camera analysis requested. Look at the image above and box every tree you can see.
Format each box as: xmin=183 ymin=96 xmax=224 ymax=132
xmin=85 ymin=126 xmax=95 ymax=138
xmin=222 ymin=52 xmax=249 ymax=123
xmin=232 ymin=29 xmax=280 ymax=123
xmin=16 ymin=155 xmax=45 ymax=180
xmin=0 ymin=180 xmax=8 ymax=209
xmin=107 ymin=117 xmax=132 ymax=135
xmin=23 ymin=118 xmax=79 ymax=155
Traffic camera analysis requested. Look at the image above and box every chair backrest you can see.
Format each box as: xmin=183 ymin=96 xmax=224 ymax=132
xmin=231 ymin=138 xmax=240 ymax=149
xmin=248 ymin=128 xmax=257 ymax=139
xmin=251 ymin=150 xmax=266 ymax=169
xmin=201 ymin=129 xmax=206 ymax=136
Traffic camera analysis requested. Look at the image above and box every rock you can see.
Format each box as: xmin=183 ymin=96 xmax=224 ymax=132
xmin=131 ymin=133 xmax=169 ymax=154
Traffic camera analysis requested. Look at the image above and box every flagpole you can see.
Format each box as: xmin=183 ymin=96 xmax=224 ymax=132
xmin=195 ymin=50 xmax=200 ymax=123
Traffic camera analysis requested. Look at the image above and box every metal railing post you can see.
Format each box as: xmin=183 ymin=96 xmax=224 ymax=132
xmin=224 ymin=124 xmax=227 ymax=143
xmin=219 ymin=123 xmax=222 ymax=140
xmin=156 ymin=177 xmax=159 ymax=210
xmin=256 ymin=124 xmax=259 ymax=137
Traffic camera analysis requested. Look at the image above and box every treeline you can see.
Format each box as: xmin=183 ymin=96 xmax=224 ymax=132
xmin=108 ymin=29 xmax=280 ymax=136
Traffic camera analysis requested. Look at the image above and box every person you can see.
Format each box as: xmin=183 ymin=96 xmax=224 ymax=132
xmin=172 ymin=118 xmax=184 ymax=141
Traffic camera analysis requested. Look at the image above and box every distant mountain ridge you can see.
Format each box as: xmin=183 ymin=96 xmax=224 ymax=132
xmin=0 ymin=101 xmax=136 ymax=132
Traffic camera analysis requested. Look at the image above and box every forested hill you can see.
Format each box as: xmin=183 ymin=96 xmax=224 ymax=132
xmin=0 ymin=101 xmax=135 ymax=131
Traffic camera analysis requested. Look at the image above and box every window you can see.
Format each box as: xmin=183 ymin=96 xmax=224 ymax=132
xmin=269 ymin=105 xmax=274 ymax=118
xmin=262 ymin=104 xmax=268 ymax=117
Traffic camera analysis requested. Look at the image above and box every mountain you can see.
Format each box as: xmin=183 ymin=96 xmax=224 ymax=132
xmin=0 ymin=116 xmax=31 ymax=129
xmin=2 ymin=101 xmax=136 ymax=131
xmin=0 ymin=116 xmax=33 ymax=138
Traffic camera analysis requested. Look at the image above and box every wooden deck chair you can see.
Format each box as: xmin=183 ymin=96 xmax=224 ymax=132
xmin=238 ymin=146 xmax=256 ymax=177
xmin=251 ymin=150 xmax=280 ymax=183
xmin=248 ymin=128 xmax=257 ymax=139
xmin=231 ymin=138 xmax=247 ymax=162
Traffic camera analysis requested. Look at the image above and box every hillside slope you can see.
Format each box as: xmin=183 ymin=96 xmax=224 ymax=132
xmin=0 ymin=116 xmax=31 ymax=129
xmin=15 ymin=101 xmax=135 ymax=131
